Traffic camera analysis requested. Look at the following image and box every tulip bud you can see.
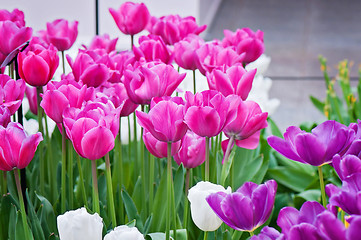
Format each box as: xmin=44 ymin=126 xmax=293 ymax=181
xmin=104 ymin=225 xmax=144 ymax=240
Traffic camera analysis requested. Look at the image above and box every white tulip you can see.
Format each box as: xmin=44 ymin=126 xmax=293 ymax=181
xmin=104 ymin=225 xmax=144 ymax=240
xmin=245 ymin=54 xmax=271 ymax=76
xmin=57 ymin=208 xmax=103 ymax=240
xmin=188 ymin=181 xmax=231 ymax=231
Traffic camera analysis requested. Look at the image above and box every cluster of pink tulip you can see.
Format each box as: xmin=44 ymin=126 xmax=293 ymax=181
xmin=0 ymin=2 xmax=271 ymax=239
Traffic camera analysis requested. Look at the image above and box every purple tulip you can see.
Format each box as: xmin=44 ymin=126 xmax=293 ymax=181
xmin=206 ymin=180 xmax=277 ymax=232
xmin=332 ymin=154 xmax=361 ymax=180
xmin=250 ymin=227 xmax=284 ymax=240
xmin=267 ymin=120 xmax=355 ymax=166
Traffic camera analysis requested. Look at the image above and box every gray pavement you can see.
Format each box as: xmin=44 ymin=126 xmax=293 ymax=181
xmin=206 ymin=0 xmax=361 ymax=129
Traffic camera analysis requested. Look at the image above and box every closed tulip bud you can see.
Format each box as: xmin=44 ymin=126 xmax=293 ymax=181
xmin=46 ymin=19 xmax=78 ymax=51
xmin=174 ymin=130 xmax=205 ymax=168
xmin=57 ymin=207 xmax=103 ymax=240
xmin=104 ymin=225 xmax=144 ymax=240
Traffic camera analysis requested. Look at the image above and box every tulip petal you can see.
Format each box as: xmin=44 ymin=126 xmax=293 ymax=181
xmin=22 ymin=54 xmax=50 ymax=86
xmin=294 ymin=133 xmax=326 ymax=166
xmin=277 ymin=207 xmax=299 ymax=235
xmin=185 ymin=106 xmax=221 ymax=137
xmin=288 ymin=223 xmax=320 ymax=240
xmin=18 ymin=132 xmax=43 ymax=169
xmin=81 ymin=126 xmax=114 ymax=160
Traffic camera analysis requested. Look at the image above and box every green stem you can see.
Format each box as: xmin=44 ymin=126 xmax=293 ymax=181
xmin=105 ymin=153 xmax=117 ymax=227
xmin=249 ymin=231 xmax=254 ymax=237
xmin=166 ymin=142 xmax=172 ymax=240
xmin=37 ymin=87 xmax=44 ymax=195
xmin=76 ymin=155 xmax=88 ymax=209
xmin=67 ymin=140 xmax=74 ymax=209
xmin=171 ymin=175 xmax=177 ymax=240
xmin=204 ymin=231 xmax=208 ymax=240
xmin=92 ymin=159 xmax=100 ymax=214
xmin=116 ymin=122 xmax=124 ymax=222
xmin=61 ymin=51 xmax=66 ymax=74
xmin=205 ymin=137 xmax=210 ymax=181
xmin=318 ymin=166 xmax=327 ymax=208
xmin=14 ymin=169 xmax=31 ymax=240
xmin=44 ymin=115 xmax=56 ymax=202
xmin=183 ymin=168 xmax=191 ymax=229
xmin=61 ymin=124 xmax=67 ymax=213
xmin=140 ymin=105 xmax=147 ymax=215
xmin=149 ymin=153 xmax=155 ymax=214
xmin=133 ymin=112 xmax=138 ymax=182
xmin=231 ymin=230 xmax=243 ymax=240
xmin=193 ymin=70 xmax=196 ymax=94
xmin=223 ymin=136 xmax=234 ymax=165
xmin=127 ymin=115 xmax=132 ymax=163
xmin=1 ymin=171 xmax=6 ymax=195
xmin=341 ymin=209 xmax=345 ymax=225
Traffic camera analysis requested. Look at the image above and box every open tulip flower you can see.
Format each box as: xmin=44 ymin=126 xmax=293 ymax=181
xmin=86 ymin=34 xmax=118 ymax=53
xmin=174 ymin=34 xmax=204 ymax=71
xmin=332 ymin=154 xmax=361 ymax=180
xmin=0 ymin=122 xmax=43 ymax=171
xmin=267 ymin=120 xmax=355 ymax=166
xmin=46 ymin=19 xmax=78 ymax=51
xmin=0 ymin=8 xmax=25 ymax=27
xmin=109 ymin=2 xmax=150 ymax=36
xmin=206 ymin=180 xmax=277 ymax=233
xmin=0 ymin=20 xmax=32 ymax=57
xmin=0 ymin=74 xmax=25 ymax=115
xmin=133 ymin=34 xmax=173 ymax=64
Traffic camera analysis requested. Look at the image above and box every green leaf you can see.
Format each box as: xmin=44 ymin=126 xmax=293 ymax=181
xmin=220 ymin=150 xmax=234 ymax=186
xmin=36 ymin=193 xmax=57 ymax=236
xmin=121 ymin=189 xmax=144 ymax=232
xmin=267 ymin=117 xmax=283 ymax=138
xmin=26 ymin=191 xmax=45 ymax=240
xmin=174 ymin=165 xmax=185 ymax=210
xmin=294 ymin=189 xmax=321 ymax=208
xmin=150 ymin=166 xmax=167 ymax=232
xmin=310 ymin=95 xmax=325 ymax=115
xmin=0 ymin=194 xmax=13 ymax=239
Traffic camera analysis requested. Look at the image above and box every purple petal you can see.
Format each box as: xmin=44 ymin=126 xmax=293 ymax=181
xmin=294 ymin=133 xmax=326 ymax=166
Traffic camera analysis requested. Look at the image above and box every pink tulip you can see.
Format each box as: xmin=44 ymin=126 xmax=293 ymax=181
xmin=46 ymin=19 xmax=78 ymax=51
xmin=133 ymin=34 xmax=173 ymax=64
xmin=0 ymin=9 xmax=25 ymax=27
xmin=111 ymin=50 xmax=135 ymax=78
xmin=136 ymin=97 xmax=188 ymax=142
xmin=18 ymin=43 xmax=59 ymax=86
xmin=25 ymin=86 xmax=38 ymax=115
xmin=123 ymin=62 xmax=185 ymax=105
xmin=174 ymin=130 xmax=205 ymax=168
xmin=222 ymin=28 xmax=264 ymax=64
xmin=109 ymin=2 xmax=150 ymax=36
xmin=95 ymin=81 xmax=138 ymax=117
xmin=173 ymin=34 xmax=204 ymax=70
xmin=67 ymin=49 xmax=111 ymax=87
xmin=195 ymin=41 xmax=245 ymax=75
xmin=148 ymin=15 xmax=206 ymax=45
xmin=41 ymin=77 xmax=95 ymax=123
xmin=0 ymin=74 xmax=25 ymax=115
xmin=63 ymin=99 xmax=119 ymax=160
xmin=87 ymin=34 xmax=118 ymax=53
xmin=222 ymin=96 xmax=268 ymax=151
xmin=0 ymin=105 xmax=10 ymax=127
xmin=143 ymin=129 xmax=181 ymax=158
xmin=0 ymin=122 xmax=43 ymax=171
xmin=184 ymin=90 xmax=236 ymax=137
xmin=0 ymin=20 xmax=32 ymax=56
xmin=206 ymin=64 xmax=256 ymax=99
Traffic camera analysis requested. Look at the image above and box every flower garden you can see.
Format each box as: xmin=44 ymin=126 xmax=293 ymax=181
xmin=0 ymin=2 xmax=361 ymax=240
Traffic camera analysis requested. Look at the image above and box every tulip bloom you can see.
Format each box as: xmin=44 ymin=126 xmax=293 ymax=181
xmin=63 ymin=99 xmax=119 ymax=160
xmin=206 ymin=180 xmax=277 ymax=232
xmin=57 ymin=208 xmax=103 ymax=240
xmin=143 ymin=129 xmax=181 ymax=158
xmin=136 ymin=97 xmax=188 ymax=142
xmin=267 ymin=120 xmax=355 ymax=166
xmin=0 ymin=74 xmax=25 ymax=115
xmin=0 ymin=122 xmax=43 ymax=171
xmin=174 ymin=130 xmax=205 ymax=168
xmin=87 ymin=34 xmax=118 ymax=53
xmin=188 ymin=181 xmax=232 ymax=231
xmin=332 ymin=154 xmax=361 ymax=180
xmin=0 ymin=20 xmax=32 ymax=56
xmin=0 ymin=105 xmax=10 ymax=127
xmin=46 ymin=19 xmax=78 ymax=51
xmin=109 ymin=2 xmax=150 ymax=36
xmin=18 ymin=43 xmax=59 ymax=86
xmin=133 ymin=34 xmax=173 ymax=64
xmin=249 ymin=227 xmax=284 ymax=240
xmin=184 ymin=90 xmax=236 ymax=137
xmin=148 ymin=14 xmax=206 ymax=45
xmin=174 ymin=34 xmax=204 ymax=70
xmin=123 ymin=62 xmax=185 ymax=105
xmin=206 ymin=64 xmax=256 ymax=99
xmin=104 ymin=225 xmax=145 ymax=240
xmin=222 ymin=28 xmax=264 ymax=64
xmin=0 ymin=9 xmax=25 ymax=27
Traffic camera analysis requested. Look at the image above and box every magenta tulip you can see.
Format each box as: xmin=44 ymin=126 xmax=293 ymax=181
xmin=46 ymin=19 xmax=78 ymax=51
xmin=111 ymin=50 xmax=135 ymax=78
xmin=133 ymin=34 xmax=173 ymax=64
xmin=18 ymin=43 xmax=59 ymax=86
xmin=206 ymin=64 xmax=256 ymax=99
xmin=0 ymin=20 xmax=32 ymax=56
xmin=0 ymin=74 xmax=25 ymax=115
xmin=0 ymin=122 xmax=43 ymax=171
xmin=25 ymin=86 xmax=38 ymax=115
xmin=222 ymin=28 xmax=264 ymax=64
xmin=143 ymin=129 xmax=181 ymax=158
xmin=332 ymin=154 xmax=361 ymax=180
xmin=184 ymin=90 xmax=236 ymax=137
xmin=222 ymin=96 xmax=268 ymax=150
xmin=148 ymin=14 xmax=206 ymax=45
xmin=174 ymin=130 xmax=205 ymax=168
xmin=0 ymin=105 xmax=10 ymax=127
xmin=87 ymin=34 xmax=118 ymax=53
xmin=195 ymin=41 xmax=245 ymax=75
xmin=123 ymin=62 xmax=185 ymax=105
xmin=109 ymin=2 xmax=150 ymax=36
xmin=174 ymin=34 xmax=204 ymax=70
xmin=136 ymin=97 xmax=188 ymax=142
xmin=63 ymin=99 xmax=119 ymax=160
xmin=0 ymin=9 xmax=25 ymax=27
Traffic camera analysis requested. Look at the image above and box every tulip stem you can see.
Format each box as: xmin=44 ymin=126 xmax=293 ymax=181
xmin=205 ymin=137 xmax=210 ymax=181
xmin=76 ymin=155 xmax=88 ymax=209
xmin=223 ymin=136 xmax=235 ymax=165
xmin=116 ymin=123 xmax=124 ymax=222
xmin=127 ymin=116 xmax=131 ymax=165
xmin=318 ymin=166 xmax=327 ymax=208
xmin=61 ymin=51 xmax=66 ymax=74
xmin=193 ymin=70 xmax=196 ymax=94
xmin=140 ymin=105 xmax=147 ymax=215
xmin=105 ymin=153 xmax=117 ymax=227
xmin=14 ymin=169 xmax=31 ymax=240
xmin=204 ymin=231 xmax=208 ymax=240
xmin=37 ymin=87 xmax=45 ymax=195
xmin=61 ymin=124 xmax=67 ymax=213
xmin=44 ymin=115 xmax=57 ymax=203
xmin=183 ymin=168 xmax=191 ymax=229
xmin=91 ymin=159 xmax=100 ymax=214
xmin=166 ymin=142 xmax=172 ymax=240
xmin=133 ymin=112 xmax=138 ymax=182
xmin=249 ymin=231 xmax=254 ymax=236
xmin=1 ymin=171 xmax=6 ymax=195
xmin=67 ymin=140 xmax=74 ymax=209
xmin=149 ymin=153 xmax=155 ymax=213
